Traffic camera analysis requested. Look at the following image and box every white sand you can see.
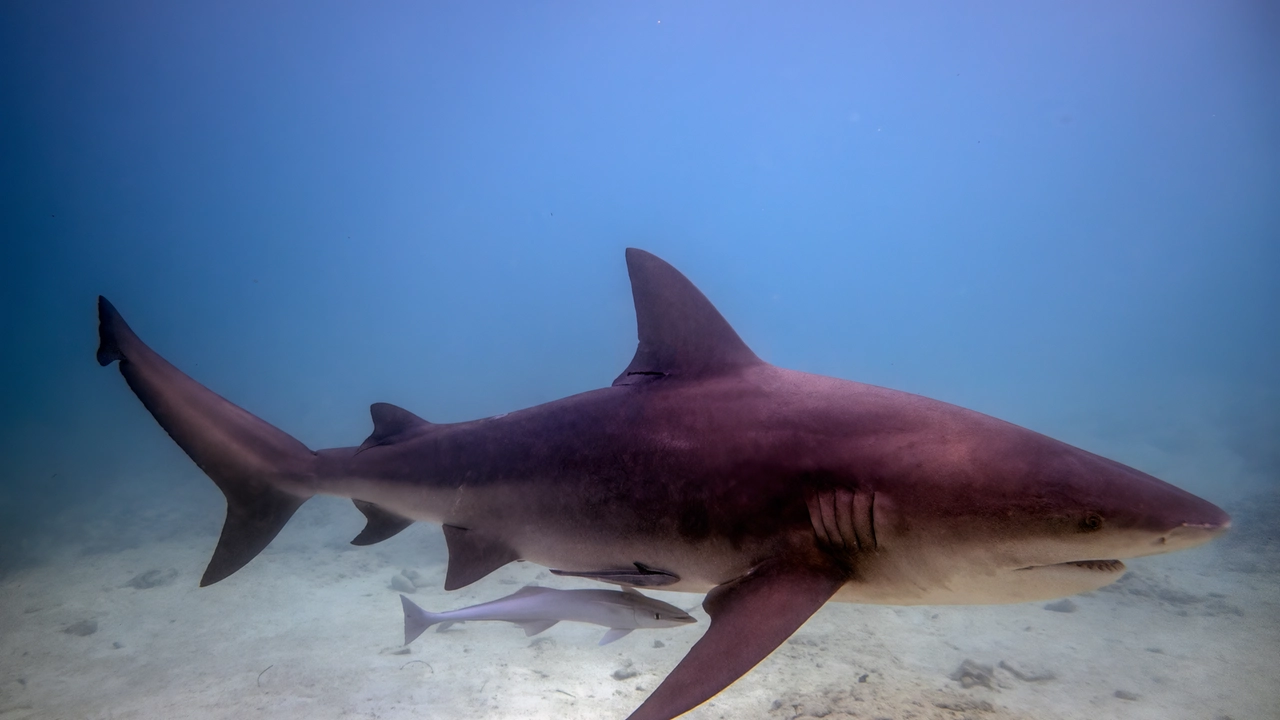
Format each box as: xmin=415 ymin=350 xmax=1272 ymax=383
xmin=1 ymin=496 xmax=1275 ymax=720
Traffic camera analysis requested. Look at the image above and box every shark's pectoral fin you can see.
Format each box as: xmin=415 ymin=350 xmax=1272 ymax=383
xmin=600 ymin=628 xmax=634 ymax=645
xmin=518 ymin=619 xmax=558 ymax=637
xmin=441 ymin=524 xmax=521 ymax=590
xmin=627 ymin=553 xmax=847 ymax=720
xmin=350 ymin=499 xmax=414 ymax=546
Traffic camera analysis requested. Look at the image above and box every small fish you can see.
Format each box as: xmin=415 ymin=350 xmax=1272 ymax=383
xmin=400 ymin=585 xmax=696 ymax=646
xmin=551 ymin=561 xmax=680 ymax=587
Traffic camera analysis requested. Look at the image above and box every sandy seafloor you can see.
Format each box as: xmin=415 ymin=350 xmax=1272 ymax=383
xmin=1 ymin=485 xmax=1276 ymax=720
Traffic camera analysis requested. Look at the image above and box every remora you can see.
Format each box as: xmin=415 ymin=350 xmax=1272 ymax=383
xmin=96 ymin=248 xmax=1230 ymax=720
xmin=399 ymin=585 xmax=695 ymax=646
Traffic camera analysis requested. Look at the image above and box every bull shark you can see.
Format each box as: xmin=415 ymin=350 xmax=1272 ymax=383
xmin=96 ymin=248 xmax=1230 ymax=720
xmin=399 ymin=585 xmax=696 ymax=646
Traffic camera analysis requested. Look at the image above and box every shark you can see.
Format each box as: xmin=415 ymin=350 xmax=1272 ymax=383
xmin=399 ymin=585 xmax=696 ymax=646
xmin=96 ymin=248 xmax=1230 ymax=720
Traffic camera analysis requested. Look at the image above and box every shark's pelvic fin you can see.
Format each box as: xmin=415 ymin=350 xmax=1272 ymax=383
xmin=350 ymin=499 xmax=415 ymax=546
xmin=441 ymin=523 xmax=521 ymax=590
xmin=96 ymin=297 xmax=316 ymax=587
xmin=614 ymin=248 xmax=763 ymax=386
xmin=357 ymin=402 xmax=432 ymax=453
xmin=626 ymin=553 xmax=847 ymax=720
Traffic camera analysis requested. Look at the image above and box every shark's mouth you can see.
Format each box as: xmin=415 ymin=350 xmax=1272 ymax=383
xmin=1016 ymin=559 xmax=1125 ymax=573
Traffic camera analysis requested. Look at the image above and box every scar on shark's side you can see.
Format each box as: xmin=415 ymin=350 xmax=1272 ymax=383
xmin=97 ymin=248 xmax=1230 ymax=720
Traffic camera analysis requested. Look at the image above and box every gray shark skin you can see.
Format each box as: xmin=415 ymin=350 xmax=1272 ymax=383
xmin=399 ymin=585 xmax=696 ymax=646
xmin=96 ymin=248 xmax=1230 ymax=720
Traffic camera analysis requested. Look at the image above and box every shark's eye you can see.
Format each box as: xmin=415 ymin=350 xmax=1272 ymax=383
xmin=655 ymin=613 xmax=661 ymax=620
xmin=1081 ymin=513 xmax=1104 ymax=531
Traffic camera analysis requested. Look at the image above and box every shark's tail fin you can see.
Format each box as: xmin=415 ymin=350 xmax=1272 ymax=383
xmin=96 ymin=296 xmax=317 ymax=586
xmin=400 ymin=595 xmax=447 ymax=645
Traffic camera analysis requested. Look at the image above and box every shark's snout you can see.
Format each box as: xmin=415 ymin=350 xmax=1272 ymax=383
xmin=1187 ymin=494 xmax=1232 ymax=531
xmin=1156 ymin=515 xmax=1230 ymax=551
xmin=1103 ymin=466 xmax=1232 ymax=556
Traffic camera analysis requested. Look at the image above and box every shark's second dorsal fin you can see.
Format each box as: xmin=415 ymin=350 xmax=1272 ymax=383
xmin=358 ymin=402 xmax=432 ymax=453
xmin=614 ymin=249 xmax=762 ymax=386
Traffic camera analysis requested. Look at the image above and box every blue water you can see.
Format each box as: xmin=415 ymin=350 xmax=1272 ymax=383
xmin=1 ymin=3 xmax=1276 ymax=718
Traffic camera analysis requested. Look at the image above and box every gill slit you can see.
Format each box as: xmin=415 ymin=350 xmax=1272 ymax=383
xmin=869 ymin=491 xmax=877 ymax=550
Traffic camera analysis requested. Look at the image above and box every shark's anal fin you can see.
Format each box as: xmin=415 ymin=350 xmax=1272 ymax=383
xmin=441 ymin=524 xmax=521 ymax=591
xmin=350 ymin=499 xmax=415 ymax=546
xmin=626 ymin=553 xmax=847 ymax=720
xmin=614 ymin=248 xmax=763 ymax=386
xmin=549 ymin=561 xmax=680 ymax=587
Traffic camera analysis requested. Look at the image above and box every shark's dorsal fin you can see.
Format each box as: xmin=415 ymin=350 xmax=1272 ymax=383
xmin=358 ymin=402 xmax=432 ymax=453
xmin=614 ymin=249 xmax=762 ymax=386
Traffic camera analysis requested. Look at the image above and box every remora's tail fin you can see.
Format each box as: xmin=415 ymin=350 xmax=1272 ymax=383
xmin=400 ymin=595 xmax=445 ymax=645
xmin=96 ymin=296 xmax=316 ymax=586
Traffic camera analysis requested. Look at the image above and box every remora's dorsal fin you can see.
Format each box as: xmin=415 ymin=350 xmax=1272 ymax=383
xmin=357 ymin=402 xmax=431 ymax=453
xmin=509 ymin=585 xmax=554 ymax=598
xmin=614 ymin=248 xmax=762 ymax=386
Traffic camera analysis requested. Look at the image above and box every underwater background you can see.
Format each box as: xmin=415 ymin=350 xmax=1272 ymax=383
xmin=1 ymin=3 xmax=1277 ymax=720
